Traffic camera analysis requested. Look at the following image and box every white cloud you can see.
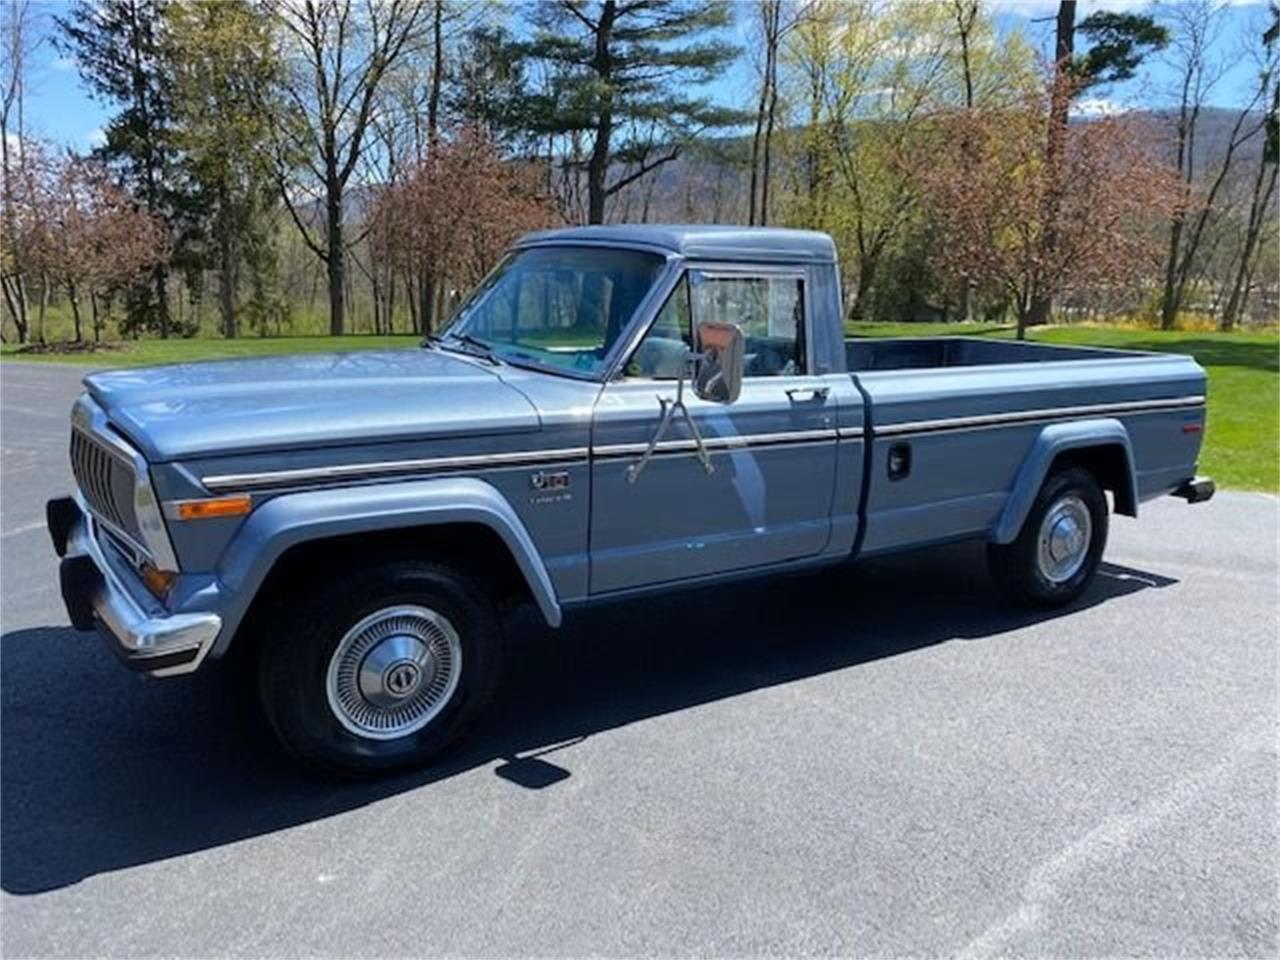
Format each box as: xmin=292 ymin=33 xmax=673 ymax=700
xmin=1071 ymin=96 xmax=1124 ymax=116
xmin=87 ymin=127 xmax=106 ymax=148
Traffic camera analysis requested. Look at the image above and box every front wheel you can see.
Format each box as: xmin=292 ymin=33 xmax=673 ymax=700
xmin=987 ymin=467 xmax=1109 ymax=608
xmin=257 ymin=560 xmax=503 ymax=777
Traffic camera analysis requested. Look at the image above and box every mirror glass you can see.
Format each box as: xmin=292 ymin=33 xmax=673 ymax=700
xmin=694 ymin=321 xmax=744 ymax=404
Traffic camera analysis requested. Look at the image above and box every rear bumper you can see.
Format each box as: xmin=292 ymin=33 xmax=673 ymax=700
xmin=1172 ymin=476 xmax=1216 ymax=504
xmin=48 ymin=496 xmax=221 ymax=677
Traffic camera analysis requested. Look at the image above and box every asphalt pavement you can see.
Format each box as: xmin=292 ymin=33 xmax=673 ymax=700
xmin=1 ymin=360 xmax=1277 ymax=958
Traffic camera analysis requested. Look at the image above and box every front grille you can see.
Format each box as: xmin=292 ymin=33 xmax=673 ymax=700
xmin=70 ymin=428 xmax=141 ymax=544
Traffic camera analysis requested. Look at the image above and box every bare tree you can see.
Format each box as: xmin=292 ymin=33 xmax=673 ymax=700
xmin=270 ymin=0 xmax=427 ymax=335
xmin=746 ymin=1 xmax=813 ymax=226
xmin=1159 ymin=75 xmax=1270 ymax=328
xmin=1 ymin=0 xmax=37 ymax=342
xmin=1158 ymin=0 xmax=1229 ymax=328
xmin=1221 ymin=5 xmax=1279 ymax=329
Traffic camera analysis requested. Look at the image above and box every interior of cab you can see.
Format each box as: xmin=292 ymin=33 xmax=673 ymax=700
xmin=626 ymin=271 xmax=806 ymax=380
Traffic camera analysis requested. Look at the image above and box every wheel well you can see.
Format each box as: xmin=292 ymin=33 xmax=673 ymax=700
xmin=234 ymin=523 xmax=532 ymax=653
xmin=1049 ymin=445 xmax=1135 ymax=516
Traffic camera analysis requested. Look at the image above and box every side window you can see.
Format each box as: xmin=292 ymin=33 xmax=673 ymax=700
xmin=690 ymin=274 xmax=805 ymax=377
xmin=625 ymin=275 xmax=692 ymax=379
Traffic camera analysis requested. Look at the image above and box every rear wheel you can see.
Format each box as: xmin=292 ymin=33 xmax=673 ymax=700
xmin=257 ymin=560 xmax=502 ymax=777
xmin=988 ymin=467 xmax=1108 ymax=608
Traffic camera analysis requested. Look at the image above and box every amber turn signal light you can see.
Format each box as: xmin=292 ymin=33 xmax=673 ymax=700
xmin=140 ymin=563 xmax=177 ymax=598
xmin=172 ymin=494 xmax=252 ymax=521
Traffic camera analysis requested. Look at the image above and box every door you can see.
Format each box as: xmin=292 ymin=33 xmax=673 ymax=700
xmin=589 ymin=266 xmax=843 ymax=594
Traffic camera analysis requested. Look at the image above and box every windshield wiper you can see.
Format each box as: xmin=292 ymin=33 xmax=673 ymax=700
xmin=426 ymin=331 xmax=502 ymax=365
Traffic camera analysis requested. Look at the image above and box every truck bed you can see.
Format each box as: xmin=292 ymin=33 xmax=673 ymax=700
xmin=842 ymin=336 xmax=1207 ymax=559
xmin=845 ymin=336 xmax=1142 ymax=371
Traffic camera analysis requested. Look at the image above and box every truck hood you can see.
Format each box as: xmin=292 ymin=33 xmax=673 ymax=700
xmin=84 ymin=349 xmax=542 ymax=461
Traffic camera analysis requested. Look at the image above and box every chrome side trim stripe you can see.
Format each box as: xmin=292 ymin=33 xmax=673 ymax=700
xmin=203 ymin=396 xmax=1200 ymax=491
xmin=203 ymin=447 xmax=591 ymax=492
xmin=593 ymin=428 xmax=842 ymax=459
xmin=875 ymin=396 xmax=1206 ymax=438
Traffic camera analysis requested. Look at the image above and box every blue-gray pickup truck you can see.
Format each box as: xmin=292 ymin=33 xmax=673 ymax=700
xmin=47 ymin=226 xmax=1215 ymax=775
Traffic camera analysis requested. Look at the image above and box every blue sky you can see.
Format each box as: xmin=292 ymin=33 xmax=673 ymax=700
xmin=16 ymin=0 xmax=1275 ymax=152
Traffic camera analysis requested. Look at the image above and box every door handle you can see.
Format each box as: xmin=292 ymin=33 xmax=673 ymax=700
xmin=785 ymin=386 xmax=830 ymax=401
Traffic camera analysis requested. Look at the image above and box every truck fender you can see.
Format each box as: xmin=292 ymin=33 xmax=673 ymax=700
xmin=211 ymin=476 xmax=562 ymax=656
xmin=992 ymin=418 xmax=1137 ymax=545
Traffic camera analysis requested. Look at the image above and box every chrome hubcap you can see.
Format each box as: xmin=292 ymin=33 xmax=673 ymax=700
xmin=1036 ymin=494 xmax=1092 ymax=583
xmin=326 ymin=605 xmax=462 ymax=740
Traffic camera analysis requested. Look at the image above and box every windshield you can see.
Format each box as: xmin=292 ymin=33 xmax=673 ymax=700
xmin=441 ymin=245 xmax=666 ymax=378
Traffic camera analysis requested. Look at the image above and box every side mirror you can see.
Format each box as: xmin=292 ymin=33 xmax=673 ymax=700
xmin=694 ymin=321 xmax=744 ymax=404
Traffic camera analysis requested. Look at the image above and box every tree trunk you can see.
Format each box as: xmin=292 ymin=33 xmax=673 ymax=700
xmin=747 ymin=1 xmax=773 ymax=226
xmin=958 ymin=278 xmax=974 ymax=323
xmin=419 ymin=274 xmax=436 ymax=334
xmin=1160 ymin=66 xmax=1197 ymax=330
xmin=36 ymin=274 xmax=47 ymax=343
xmin=154 ymin=265 xmax=170 ymax=338
xmin=326 ymin=185 xmax=345 ymax=335
xmin=1160 ymin=218 xmax=1185 ymax=329
xmin=68 ymin=284 xmax=83 ymax=342
xmin=586 ymin=1 xmax=617 ymax=224
xmin=219 ymin=190 xmax=237 ymax=338
xmin=407 ymin=269 xmax=420 ymax=333
xmin=1221 ymin=157 xmax=1278 ymax=330
xmin=386 ymin=266 xmax=396 ymax=335
xmin=1035 ymin=0 xmax=1077 ymax=329
xmin=427 ymin=0 xmax=443 ymax=157
xmin=851 ymin=256 xmax=878 ymax=321
xmin=761 ymin=30 xmax=780 ymax=227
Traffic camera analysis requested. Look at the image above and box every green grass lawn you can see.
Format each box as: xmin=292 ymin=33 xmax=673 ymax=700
xmin=4 ymin=323 xmax=1276 ymax=490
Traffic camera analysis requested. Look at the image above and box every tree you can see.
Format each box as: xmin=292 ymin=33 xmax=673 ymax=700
xmin=269 ymin=0 xmax=428 ymax=335
xmin=1158 ymin=0 xmax=1229 ymax=329
xmin=747 ymin=1 xmax=812 ymax=226
xmin=919 ymin=98 xmax=1182 ymax=335
xmin=368 ymin=126 xmax=554 ymax=329
xmin=166 ymin=0 xmax=282 ymax=339
xmin=515 ymin=0 xmax=742 ymax=224
xmin=1221 ymin=2 xmax=1280 ymax=329
xmin=448 ymin=24 xmax=532 ymax=148
xmin=24 ymin=150 xmax=168 ymax=342
xmin=783 ymin=0 xmax=957 ymax=318
xmin=56 ymin=0 xmax=184 ymax=337
xmin=1 ymin=0 xmax=37 ymax=343
xmin=1025 ymin=1 xmax=1169 ymax=327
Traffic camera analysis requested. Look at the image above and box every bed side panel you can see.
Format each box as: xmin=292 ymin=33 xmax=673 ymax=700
xmin=855 ymin=354 xmax=1206 ymax=555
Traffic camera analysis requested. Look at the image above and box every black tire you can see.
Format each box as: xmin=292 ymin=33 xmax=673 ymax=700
xmin=256 ymin=560 xmax=503 ymax=777
xmin=987 ymin=467 xmax=1109 ymax=608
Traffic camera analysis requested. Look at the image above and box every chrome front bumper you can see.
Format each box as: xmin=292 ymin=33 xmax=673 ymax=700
xmin=48 ymin=496 xmax=221 ymax=677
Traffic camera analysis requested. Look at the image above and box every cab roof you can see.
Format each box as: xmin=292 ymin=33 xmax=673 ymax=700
xmin=517 ymin=224 xmax=836 ymax=265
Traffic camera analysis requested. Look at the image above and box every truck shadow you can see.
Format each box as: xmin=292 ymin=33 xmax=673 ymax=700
xmin=0 ymin=543 xmax=1175 ymax=895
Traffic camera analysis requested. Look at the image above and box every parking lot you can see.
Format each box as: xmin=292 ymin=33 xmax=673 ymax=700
xmin=1 ymin=361 xmax=1276 ymax=958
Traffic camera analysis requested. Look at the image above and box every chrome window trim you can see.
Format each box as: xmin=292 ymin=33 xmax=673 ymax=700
xmin=874 ymin=396 xmax=1206 ymax=438
xmin=610 ymin=261 xmax=816 ymax=382
xmin=441 ymin=244 xmax=679 ymax=383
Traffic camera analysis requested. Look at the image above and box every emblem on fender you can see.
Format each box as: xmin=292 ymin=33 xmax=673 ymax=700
xmin=530 ymin=471 xmax=570 ymax=491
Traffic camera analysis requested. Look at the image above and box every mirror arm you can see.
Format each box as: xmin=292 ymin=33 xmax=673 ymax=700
xmin=626 ymin=355 xmax=716 ymax=484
